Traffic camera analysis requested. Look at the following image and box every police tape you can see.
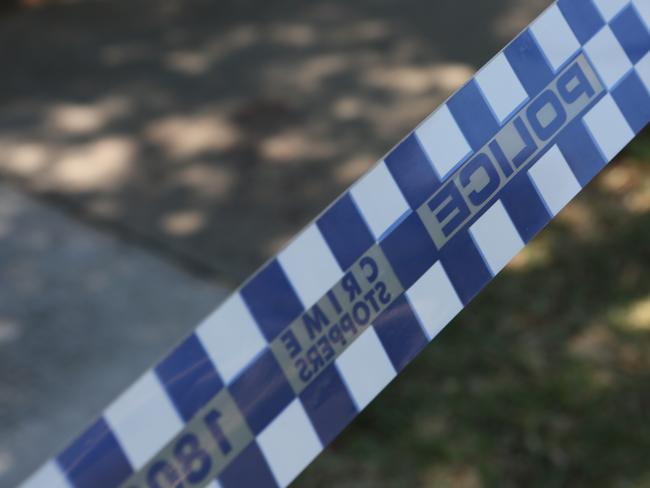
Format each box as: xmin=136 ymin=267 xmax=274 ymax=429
xmin=22 ymin=0 xmax=650 ymax=487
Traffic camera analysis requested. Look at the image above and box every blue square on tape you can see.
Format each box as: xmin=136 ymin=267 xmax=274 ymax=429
xmin=447 ymin=80 xmax=500 ymax=151
xmin=500 ymin=172 xmax=551 ymax=243
xmin=230 ymin=349 xmax=294 ymax=435
xmin=557 ymin=118 xmax=607 ymax=187
xmin=155 ymin=334 xmax=224 ymax=422
xmin=439 ymin=231 xmax=492 ymax=305
xmin=505 ymin=29 xmax=554 ymax=96
xmin=384 ymin=134 xmax=441 ymax=208
xmin=611 ymin=5 xmax=650 ymax=64
xmin=57 ymin=418 xmax=132 ymax=488
xmin=317 ymin=193 xmax=375 ymax=270
xmin=558 ymin=0 xmax=605 ymax=44
xmin=380 ymin=212 xmax=438 ymax=290
xmin=219 ymin=442 xmax=278 ymax=488
xmin=613 ymin=71 xmax=650 ymax=133
xmin=241 ymin=259 xmax=304 ymax=342
xmin=300 ymin=364 xmax=357 ymax=445
xmin=373 ymin=296 xmax=428 ymax=372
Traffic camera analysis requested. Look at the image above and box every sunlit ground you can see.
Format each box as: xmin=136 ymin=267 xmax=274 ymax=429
xmin=297 ymin=131 xmax=650 ymax=487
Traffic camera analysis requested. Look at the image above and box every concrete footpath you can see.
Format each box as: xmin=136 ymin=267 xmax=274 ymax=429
xmin=0 ymin=185 xmax=229 ymax=487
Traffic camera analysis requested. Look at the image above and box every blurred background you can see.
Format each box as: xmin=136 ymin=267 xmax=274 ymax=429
xmin=0 ymin=0 xmax=649 ymax=486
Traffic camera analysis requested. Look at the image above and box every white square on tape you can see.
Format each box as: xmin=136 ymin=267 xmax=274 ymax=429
xmin=350 ymin=161 xmax=410 ymax=239
xmin=592 ymin=0 xmax=628 ymax=21
xmin=529 ymin=145 xmax=581 ymax=216
xmin=257 ymin=399 xmax=322 ymax=487
xmin=415 ymin=104 xmax=471 ymax=179
xmin=475 ymin=52 xmax=528 ymax=123
xmin=406 ymin=261 xmax=462 ymax=340
xmin=197 ymin=293 xmax=266 ymax=384
xmin=530 ymin=4 xmax=581 ymax=71
xmin=105 ymin=371 xmax=183 ymax=469
xmin=336 ymin=327 xmax=396 ymax=410
xmin=633 ymin=0 xmax=650 ymax=29
xmin=636 ymin=52 xmax=650 ymax=91
xmin=584 ymin=26 xmax=632 ymax=89
xmin=20 ymin=462 xmax=71 ymax=488
xmin=278 ymin=224 xmax=343 ymax=308
xmin=470 ymin=201 xmax=524 ymax=275
xmin=584 ymin=94 xmax=635 ymax=161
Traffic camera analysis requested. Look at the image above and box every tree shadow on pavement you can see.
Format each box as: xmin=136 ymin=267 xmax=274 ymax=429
xmin=0 ymin=0 xmax=548 ymax=284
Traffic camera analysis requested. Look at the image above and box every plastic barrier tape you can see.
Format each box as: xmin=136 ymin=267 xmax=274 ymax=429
xmin=21 ymin=0 xmax=650 ymax=487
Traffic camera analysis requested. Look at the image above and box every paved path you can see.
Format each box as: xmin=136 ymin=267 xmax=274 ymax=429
xmin=0 ymin=186 xmax=228 ymax=487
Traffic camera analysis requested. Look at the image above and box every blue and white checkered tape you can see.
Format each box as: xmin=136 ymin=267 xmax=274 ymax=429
xmin=21 ymin=0 xmax=650 ymax=486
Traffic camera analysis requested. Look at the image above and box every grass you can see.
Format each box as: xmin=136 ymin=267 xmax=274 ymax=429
xmin=296 ymin=128 xmax=650 ymax=488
